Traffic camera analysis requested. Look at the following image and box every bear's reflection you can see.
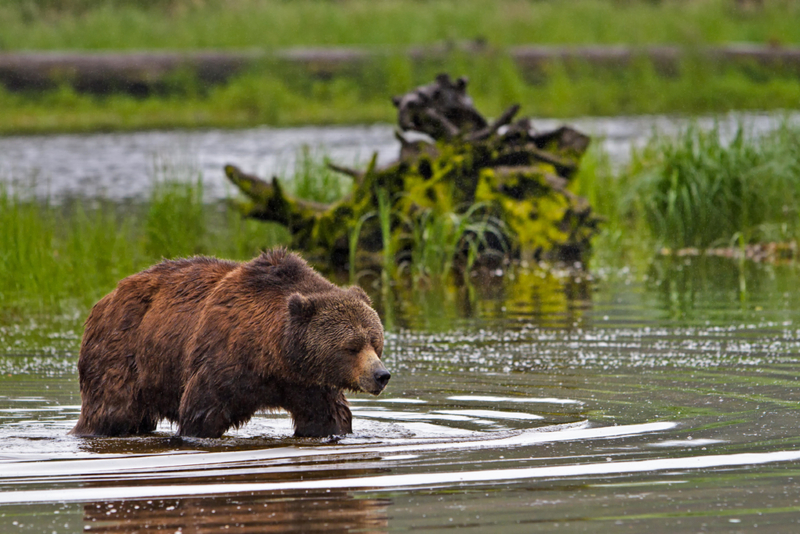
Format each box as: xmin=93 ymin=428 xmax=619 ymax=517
xmin=83 ymin=491 xmax=390 ymax=533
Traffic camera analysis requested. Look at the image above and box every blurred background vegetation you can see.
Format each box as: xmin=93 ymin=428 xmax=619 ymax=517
xmin=2 ymin=0 xmax=798 ymax=49
xmin=1 ymin=0 xmax=799 ymax=323
xmin=1 ymin=0 xmax=799 ymax=133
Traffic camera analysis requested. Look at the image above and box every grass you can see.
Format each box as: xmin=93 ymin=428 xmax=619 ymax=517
xmin=2 ymin=0 xmax=800 ymax=133
xmin=3 ymin=53 xmax=800 ymax=135
xmin=624 ymin=122 xmax=800 ymax=250
xmin=575 ymin=121 xmax=800 ymax=260
xmin=401 ymin=204 xmax=506 ymax=283
xmin=1 ymin=0 xmax=799 ymax=50
xmin=0 ymin=177 xmax=289 ymax=318
xmin=377 ymin=187 xmax=396 ymax=281
xmin=3 ymin=120 xmax=799 ymax=331
xmin=288 ymin=146 xmax=352 ymax=204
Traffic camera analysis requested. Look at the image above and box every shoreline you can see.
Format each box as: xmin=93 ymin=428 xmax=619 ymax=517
xmin=3 ymin=44 xmax=800 ymax=93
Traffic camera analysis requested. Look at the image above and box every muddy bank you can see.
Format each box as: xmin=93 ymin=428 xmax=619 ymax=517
xmin=2 ymin=44 xmax=799 ymax=93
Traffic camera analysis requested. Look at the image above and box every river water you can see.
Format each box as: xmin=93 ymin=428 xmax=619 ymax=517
xmin=1 ymin=112 xmax=797 ymax=200
xmin=1 ymin=255 xmax=800 ymax=533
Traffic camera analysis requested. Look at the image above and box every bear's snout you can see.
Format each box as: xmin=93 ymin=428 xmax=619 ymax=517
xmin=356 ymin=348 xmax=391 ymax=395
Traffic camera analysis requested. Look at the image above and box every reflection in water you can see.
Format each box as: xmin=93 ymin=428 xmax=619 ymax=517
xmin=83 ymin=492 xmax=389 ymax=534
xmin=386 ymin=265 xmax=592 ymax=331
xmin=2 ymin=257 xmax=800 ymax=532
xmin=647 ymin=255 xmax=800 ymax=322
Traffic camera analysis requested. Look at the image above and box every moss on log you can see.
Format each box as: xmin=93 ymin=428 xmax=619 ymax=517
xmin=224 ymin=74 xmax=601 ymax=269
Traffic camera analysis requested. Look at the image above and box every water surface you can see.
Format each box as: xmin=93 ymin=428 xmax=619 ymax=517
xmin=2 ymin=257 xmax=799 ymax=532
xmin=2 ymin=112 xmax=797 ymax=200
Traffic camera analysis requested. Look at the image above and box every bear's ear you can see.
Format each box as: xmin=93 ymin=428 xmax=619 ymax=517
xmin=288 ymin=293 xmax=316 ymax=320
xmin=347 ymin=286 xmax=372 ymax=306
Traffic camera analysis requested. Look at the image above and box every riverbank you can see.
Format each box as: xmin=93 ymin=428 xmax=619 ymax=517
xmin=3 ymin=52 xmax=799 ymax=135
xmin=2 ymin=0 xmax=799 ymax=134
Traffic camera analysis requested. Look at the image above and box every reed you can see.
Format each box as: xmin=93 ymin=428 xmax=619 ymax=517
xmin=402 ymin=205 xmax=505 ymax=283
xmin=289 ymin=146 xmax=352 ymax=204
xmin=623 ymin=123 xmax=800 ymax=250
xmin=0 ymin=177 xmax=289 ymax=316
xmin=348 ymin=213 xmax=372 ymax=284
xmin=144 ymin=162 xmax=207 ymax=259
xmin=376 ymin=187 xmax=395 ymax=281
xmin=0 ymin=187 xmax=140 ymax=312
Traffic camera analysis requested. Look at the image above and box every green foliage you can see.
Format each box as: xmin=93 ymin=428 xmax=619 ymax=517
xmin=1 ymin=0 xmax=799 ymax=50
xmin=145 ymin=163 xmax=207 ymax=259
xmin=0 ymin=186 xmax=139 ymax=312
xmin=289 ymin=146 xmax=352 ymax=204
xmin=3 ymin=53 xmax=800 ymax=135
xmin=402 ymin=204 xmax=505 ymax=283
xmin=377 ymin=187 xmax=395 ymax=280
xmin=2 ymin=0 xmax=800 ymax=133
xmin=625 ymin=123 xmax=800 ymax=250
xmin=0 ymin=176 xmax=289 ymax=316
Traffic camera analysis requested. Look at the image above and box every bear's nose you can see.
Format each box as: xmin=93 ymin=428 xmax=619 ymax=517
xmin=374 ymin=369 xmax=391 ymax=389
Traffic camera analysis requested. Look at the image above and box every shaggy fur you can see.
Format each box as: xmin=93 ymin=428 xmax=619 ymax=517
xmin=71 ymin=248 xmax=388 ymax=438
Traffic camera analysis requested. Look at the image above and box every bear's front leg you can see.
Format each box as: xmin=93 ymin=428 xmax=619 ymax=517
xmin=283 ymin=386 xmax=352 ymax=438
xmin=178 ymin=371 xmax=258 ymax=438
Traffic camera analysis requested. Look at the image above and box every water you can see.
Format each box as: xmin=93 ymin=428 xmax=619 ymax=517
xmin=2 ymin=112 xmax=797 ymax=201
xmin=2 ymin=256 xmax=800 ymax=532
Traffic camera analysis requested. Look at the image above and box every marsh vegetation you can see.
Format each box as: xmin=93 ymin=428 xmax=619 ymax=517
xmin=3 ymin=121 xmax=798 ymax=332
xmin=2 ymin=0 xmax=800 ymax=133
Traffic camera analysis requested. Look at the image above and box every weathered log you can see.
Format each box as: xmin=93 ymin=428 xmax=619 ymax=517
xmin=224 ymin=164 xmax=325 ymax=247
xmin=392 ymin=73 xmax=487 ymax=140
xmin=224 ymin=74 xmax=602 ymax=268
xmin=468 ymin=104 xmax=520 ymax=142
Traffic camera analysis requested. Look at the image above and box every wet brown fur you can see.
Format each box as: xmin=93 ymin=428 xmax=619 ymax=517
xmin=71 ymin=248 xmax=387 ymax=439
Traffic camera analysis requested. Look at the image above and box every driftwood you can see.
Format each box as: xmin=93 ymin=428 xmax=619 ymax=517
xmin=225 ymin=74 xmax=601 ymax=269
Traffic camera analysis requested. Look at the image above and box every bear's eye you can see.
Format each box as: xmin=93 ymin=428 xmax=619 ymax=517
xmin=343 ymin=344 xmax=361 ymax=355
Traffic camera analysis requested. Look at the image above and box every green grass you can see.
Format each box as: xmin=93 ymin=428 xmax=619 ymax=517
xmin=0 ymin=178 xmax=289 ymax=318
xmin=3 ymin=53 xmax=800 ymax=135
xmin=625 ymin=123 xmax=800 ymax=250
xmin=288 ymin=146 xmax=352 ymax=204
xmin=3 ymin=120 xmax=799 ymax=327
xmin=575 ymin=121 xmax=800 ymax=259
xmin=1 ymin=0 xmax=798 ymax=50
xmin=401 ymin=204 xmax=506 ymax=283
xmin=2 ymin=0 xmax=800 ymax=133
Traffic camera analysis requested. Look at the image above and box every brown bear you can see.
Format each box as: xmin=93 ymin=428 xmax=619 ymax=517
xmin=70 ymin=248 xmax=389 ymax=439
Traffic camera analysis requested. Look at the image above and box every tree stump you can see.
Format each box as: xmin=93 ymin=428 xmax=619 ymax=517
xmin=224 ymin=74 xmax=600 ymax=271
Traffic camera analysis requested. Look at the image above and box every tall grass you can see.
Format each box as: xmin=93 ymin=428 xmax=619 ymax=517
xmin=0 ymin=188 xmax=138 ymax=312
xmin=288 ymin=146 xmax=352 ymax=204
xmin=376 ymin=187 xmax=395 ymax=281
xmin=624 ymin=123 xmax=800 ymax=250
xmin=145 ymin=160 xmax=207 ymax=259
xmin=575 ymin=122 xmax=800 ymax=261
xmin=0 ymin=178 xmax=289 ymax=316
xmin=402 ymin=205 xmax=505 ymax=283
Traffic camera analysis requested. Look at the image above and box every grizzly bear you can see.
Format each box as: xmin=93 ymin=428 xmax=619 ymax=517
xmin=70 ymin=248 xmax=389 ymax=438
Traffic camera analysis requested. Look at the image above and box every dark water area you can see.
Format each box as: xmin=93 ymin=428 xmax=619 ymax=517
xmin=2 ymin=256 xmax=800 ymax=533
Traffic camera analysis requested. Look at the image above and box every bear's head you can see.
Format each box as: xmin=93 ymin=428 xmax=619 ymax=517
xmin=286 ymin=286 xmax=389 ymax=395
